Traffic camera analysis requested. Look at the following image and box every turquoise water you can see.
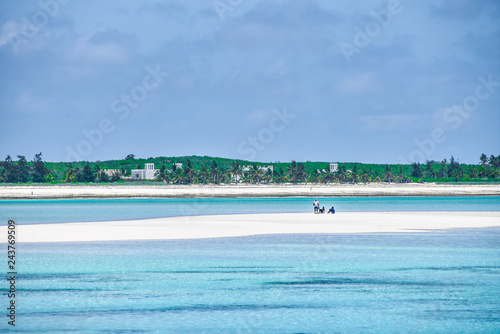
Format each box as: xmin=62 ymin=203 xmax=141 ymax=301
xmin=2 ymin=196 xmax=500 ymax=224
xmin=1 ymin=197 xmax=500 ymax=333
xmin=8 ymin=230 xmax=500 ymax=333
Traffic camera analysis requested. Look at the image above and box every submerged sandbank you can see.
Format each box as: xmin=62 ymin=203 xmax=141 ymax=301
xmin=5 ymin=212 xmax=500 ymax=243
xmin=1 ymin=183 xmax=500 ymax=199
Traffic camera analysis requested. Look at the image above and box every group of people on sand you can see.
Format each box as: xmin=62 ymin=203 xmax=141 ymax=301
xmin=313 ymin=198 xmax=335 ymax=214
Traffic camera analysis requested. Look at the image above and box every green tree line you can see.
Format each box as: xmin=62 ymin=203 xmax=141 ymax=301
xmin=0 ymin=153 xmax=53 ymax=183
xmin=1 ymin=153 xmax=499 ymax=184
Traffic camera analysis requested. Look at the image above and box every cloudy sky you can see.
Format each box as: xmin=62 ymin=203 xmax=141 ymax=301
xmin=0 ymin=0 xmax=499 ymax=164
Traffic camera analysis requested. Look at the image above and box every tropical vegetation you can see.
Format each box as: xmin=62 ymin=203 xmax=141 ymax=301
xmin=0 ymin=153 xmax=499 ymax=185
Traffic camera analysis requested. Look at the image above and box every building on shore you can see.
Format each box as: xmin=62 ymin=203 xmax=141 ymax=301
xmin=131 ymin=163 xmax=159 ymax=180
xmin=102 ymin=169 xmax=121 ymax=177
xmin=171 ymin=163 xmax=183 ymax=170
xmin=234 ymin=165 xmax=274 ymax=182
xmin=242 ymin=165 xmax=273 ymax=173
xmin=330 ymin=163 xmax=338 ymax=173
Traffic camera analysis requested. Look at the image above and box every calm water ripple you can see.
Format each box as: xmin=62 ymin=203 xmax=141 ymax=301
xmin=5 ymin=229 xmax=499 ymax=333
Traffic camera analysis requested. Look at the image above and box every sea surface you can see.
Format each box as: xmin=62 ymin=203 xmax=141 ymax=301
xmin=1 ymin=196 xmax=500 ymax=224
xmin=1 ymin=197 xmax=500 ymax=333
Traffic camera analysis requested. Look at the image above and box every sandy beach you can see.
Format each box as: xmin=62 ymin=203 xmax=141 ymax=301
xmin=5 ymin=211 xmax=499 ymax=243
xmin=1 ymin=183 xmax=500 ymax=199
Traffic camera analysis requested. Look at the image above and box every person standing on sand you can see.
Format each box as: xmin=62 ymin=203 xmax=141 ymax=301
xmin=313 ymin=198 xmax=319 ymax=214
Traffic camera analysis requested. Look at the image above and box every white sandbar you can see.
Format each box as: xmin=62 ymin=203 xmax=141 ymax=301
xmin=5 ymin=212 xmax=500 ymax=243
xmin=1 ymin=183 xmax=500 ymax=199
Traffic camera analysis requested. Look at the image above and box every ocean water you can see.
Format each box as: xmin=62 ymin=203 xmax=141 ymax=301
xmin=2 ymin=196 xmax=500 ymax=224
xmin=8 ymin=230 xmax=500 ymax=333
xmin=1 ymin=197 xmax=500 ymax=333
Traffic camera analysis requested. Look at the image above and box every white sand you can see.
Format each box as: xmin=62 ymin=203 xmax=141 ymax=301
xmin=1 ymin=183 xmax=500 ymax=198
xmin=5 ymin=212 xmax=500 ymax=243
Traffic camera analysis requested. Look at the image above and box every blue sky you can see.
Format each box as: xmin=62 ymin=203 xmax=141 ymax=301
xmin=0 ymin=0 xmax=499 ymax=164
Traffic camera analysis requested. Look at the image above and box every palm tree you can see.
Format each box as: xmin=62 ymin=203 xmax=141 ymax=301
xmin=323 ymin=170 xmax=335 ymax=184
xmin=490 ymin=167 xmax=500 ymax=179
xmin=183 ymin=159 xmax=194 ymax=184
xmin=218 ymin=167 xmax=230 ymax=183
xmin=249 ymin=164 xmax=262 ymax=184
xmin=361 ymin=168 xmax=370 ymax=184
xmin=467 ymin=166 xmax=478 ymax=179
xmin=319 ymin=173 xmax=328 ymax=184
xmin=338 ymin=165 xmax=347 ymax=183
xmin=170 ymin=164 xmax=182 ymax=184
xmin=439 ymin=159 xmax=447 ymax=178
xmin=229 ymin=161 xmax=242 ymax=184
xmin=0 ymin=165 xmax=6 ymax=183
xmin=209 ymin=160 xmax=220 ymax=184
xmin=309 ymin=169 xmax=320 ymax=183
xmin=480 ymin=153 xmax=488 ymax=165
xmin=191 ymin=170 xmax=201 ymax=184
xmin=156 ymin=165 xmax=169 ymax=182
xmin=411 ymin=163 xmax=423 ymax=178
xmin=447 ymin=155 xmax=460 ymax=179
xmin=274 ymin=168 xmax=286 ymax=184
xmin=263 ymin=168 xmax=273 ymax=184
xmin=297 ymin=163 xmax=306 ymax=183
xmin=478 ymin=164 xmax=488 ymax=178
xmin=287 ymin=161 xmax=298 ymax=184
xmin=425 ymin=160 xmax=437 ymax=179
xmin=199 ymin=164 xmax=209 ymax=184
xmin=351 ymin=164 xmax=359 ymax=183
xmin=455 ymin=165 xmax=465 ymax=180
xmin=94 ymin=165 xmax=101 ymax=182
xmin=64 ymin=164 xmax=79 ymax=183
xmin=241 ymin=171 xmax=251 ymax=184
xmin=489 ymin=155 xmax=497 ymax=166
xmin=397 ymin=166 xmax=409 ymax=183
xmin=493 ymin=156 xmax=500 ymax=168
xmin=383 ymin=165 xmax=394 ymax=183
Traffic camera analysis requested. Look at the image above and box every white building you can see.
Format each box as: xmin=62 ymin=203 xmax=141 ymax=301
xmin=131 ymin=163 xmax=159 ymax=180
xmin=330 ymin=163 xmax=338 ymax=173
xmin=103 ymin=169 xmax=120 ymax=177
xmin=242 ymin=165 xmax=273 ymax=173
xmin=234 ymin=165 xmax=273 ymax=181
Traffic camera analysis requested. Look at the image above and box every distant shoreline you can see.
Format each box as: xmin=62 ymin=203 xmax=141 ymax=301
xmin=1 ymin=183 xmax=500 ymax=199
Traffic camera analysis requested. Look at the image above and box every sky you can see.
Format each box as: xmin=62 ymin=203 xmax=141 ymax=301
xmin=0 ymin=0 xmax=499 ymax=164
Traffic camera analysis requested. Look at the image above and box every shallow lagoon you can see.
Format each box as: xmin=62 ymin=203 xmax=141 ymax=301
xmin=10 ymin=228 xmax=500 ymax=333
xmin=3 ymin=196 xmax=500 ymax=332
xmin=2 ymin=196 xmax=500 ymax=224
